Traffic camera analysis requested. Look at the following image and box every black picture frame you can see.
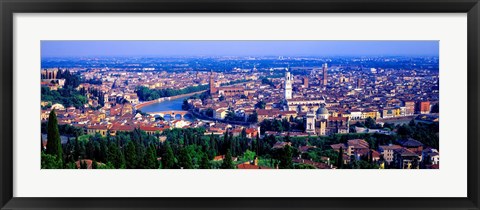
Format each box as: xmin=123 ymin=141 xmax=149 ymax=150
xmin=1 ymin=0 xmax=479 ymax=209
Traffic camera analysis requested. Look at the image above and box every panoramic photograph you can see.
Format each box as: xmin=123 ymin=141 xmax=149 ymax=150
xmin=40 ymin=41 xmax=439 ymax=169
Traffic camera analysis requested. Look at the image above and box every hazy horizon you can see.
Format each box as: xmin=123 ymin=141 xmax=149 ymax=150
xmin=41 ymin=40 xmax=439 ymax=58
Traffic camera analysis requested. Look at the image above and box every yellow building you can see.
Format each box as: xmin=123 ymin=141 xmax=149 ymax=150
xmin=381 ymin=108 xmax=401 ymax=118
xmin=214 ymin=108 xmax=228 ymax=119
xmin=87 ymin=125 xmax=109 ymax=137
xmin=362 ymin=110 xmax=378 ymax=119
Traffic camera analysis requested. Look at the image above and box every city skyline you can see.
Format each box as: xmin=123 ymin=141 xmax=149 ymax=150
xmin=41 ymin=40 xmax=439 ymax=58
xmin=40 ymin=41 xmax=439 ymax=170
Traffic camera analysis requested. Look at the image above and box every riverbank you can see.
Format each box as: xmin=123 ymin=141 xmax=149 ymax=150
xmin=191 ymin=110 xmax=253 ymax=126
xmin=376 ymin=115 xmax=417 ymax=125
xmin=135 ymin=90 xmax=207 ymax=110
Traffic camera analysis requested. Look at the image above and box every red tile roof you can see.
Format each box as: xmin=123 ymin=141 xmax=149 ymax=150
xmin=347 ymin=139 xmax=369 ymax=149
xmin=111 ymin=124 xmax=136 ymax=131
xmin=237 ymin=163 xmax=271 ymax=169
xmin=139 ymin=125 xmax=165 ymax=132
xmin=87 ymin=125 xmax=109 ymax=130
xmin=75 ymin=159 xmax=94 ymax=169
xmin=331 ymin=143 xmax=346 ymax=150
xmin=371 ymin=150 xmax=381 ymax=158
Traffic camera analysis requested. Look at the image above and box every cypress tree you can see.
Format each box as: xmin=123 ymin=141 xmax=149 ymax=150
xmin=144 ymin=145 xmax=158 ymax=169
xmin=107 ymin=142 xmax=118 ymax=168
xmin=119 ymin=151 xmax=126 ymax=169
xmin=184 ymin=133 xmax=189 ymax=146
xmin=63 ymin=139 xmax=74 ymax=166
xmin=100 ymin=139 xmax=108 ymax=163
xmin=256 ymin=134 xmax=261 ymax=155
xmin=279 ymin=145 xmax=293 ymax=169
xmin=93 ymin=143 xmax=102 ymax=161
xmin=337 ymin=147 xmax=344 ymax=169
xmin=162 ymin=142 xmax=175 ymax=169
xmin=199 ymin=153 xmax=211 ymax=169
xmin=222 ymin=132 xmax=229 ymax=154
xmin=221 ymin=149 xmax=234 ymax=169
xmin=229 ymin=132 xmax=234 ymax=149
xmin=46 ymin=109 xmax=63 ymax=164
xmin=210 ymin=134 xmax=218 ymax=156
xmin=135 ymin=142 xmax=146 ymax=168
xmin=177 ymin=147 xmax=193 ymax=169
xmin=74 ymin=136 xmax=80 ymax=161
xmin=125 ymin=141 xmax=137 ymax=169
xmin=107 ymin=141 xmax=126 ymax=169
xmin=285 ymin=132 xmax=291 ymax=143
xmin=86 ymin=140 xmax=95 ymax=160
xmin=241 ymin=128 xmax=247 ymax=139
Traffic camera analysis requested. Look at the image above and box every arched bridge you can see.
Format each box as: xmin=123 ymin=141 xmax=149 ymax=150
xmin=147 ymin=110 xmax=190 ymax=120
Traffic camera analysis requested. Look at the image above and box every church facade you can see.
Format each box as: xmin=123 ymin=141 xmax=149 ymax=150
xmin=281 ymin=65 xmax=350 ymax=136
xmin=305 ymin=104 xmax=350 ymax=136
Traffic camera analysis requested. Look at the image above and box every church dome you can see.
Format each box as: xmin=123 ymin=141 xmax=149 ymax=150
xmin=316 ymin=106 xmax=329 ymax=115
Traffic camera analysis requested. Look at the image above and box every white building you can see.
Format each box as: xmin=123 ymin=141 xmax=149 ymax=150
xmin=350 ymin=111 xmax=362 ymax=120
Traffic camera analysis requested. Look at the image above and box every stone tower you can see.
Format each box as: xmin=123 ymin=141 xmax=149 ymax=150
xmin=209 ymin=70 xmax=216 ymax=95
xmin=322 ymin=63 xmax=328 ymax=86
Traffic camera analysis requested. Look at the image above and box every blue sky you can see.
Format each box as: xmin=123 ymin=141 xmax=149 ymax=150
xmin=41 ymin=40 xmax=439 ymax=58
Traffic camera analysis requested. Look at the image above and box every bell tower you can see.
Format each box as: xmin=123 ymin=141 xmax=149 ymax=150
xmin=284 ymin=67 xmax=293 ymax=100
xmin=209 ymin=70 xmax=216 ymax=95
xmin=322 ymin=63 xmax=328 ymax=86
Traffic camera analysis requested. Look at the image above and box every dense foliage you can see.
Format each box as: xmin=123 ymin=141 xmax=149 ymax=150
xmin=397 ymin=120 xmax=439 ymax=149
xmin=247 ymin=111 xmax=258 ymax=123
xmin=224 ymin=110 xmax=246 ymax=122
xmin=41 ymin=70 xmax=107 ymax=109
xmin=261 ymin=77 xmax=275 ymax=87
xmin=42 ymin=122 xmax=84 ymax=137
xmin=136 ymin=85 xmax=209 ymax=101
xmin=41 ymin=70 xmax=86 ymax=108
xmin=352 ymin=117 xmax=395 ymax=130
xmin=259 ymin=118 xmax=305 ymax=134
xmin=41 ymin=153 xmax=63 ymax=169
xmin=40 ymin=111 xmax=438 ymax=169
xmin=41 ymin=87 xmax=87 ymax=109
xmin=56 ymin=69 xmax=81 ymax=88
xmin=431 ymin=103 xmax=439 ymax=113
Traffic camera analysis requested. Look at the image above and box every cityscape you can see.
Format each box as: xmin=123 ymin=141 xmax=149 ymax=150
xmin=40 ymin=41 xmax=439 ymax=169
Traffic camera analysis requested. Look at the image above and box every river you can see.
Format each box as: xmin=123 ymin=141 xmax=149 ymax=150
xmin=138 ymin=95 xmax=192 ymax=121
